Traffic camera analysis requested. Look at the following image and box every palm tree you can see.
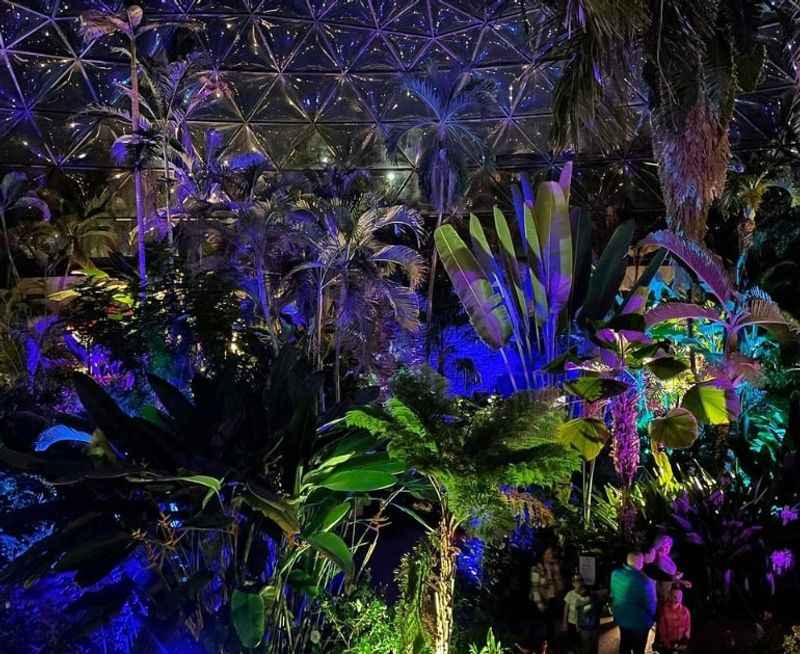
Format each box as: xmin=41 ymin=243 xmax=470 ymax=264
xmin=290 ymin=191 xmax=425 ymax=404
xmin=0 ymin=172 xmax=50 ymax=286
xmin=15 ymin=185 xmax=118 ymax=287
xmin=543 ymin=0 xmax=769 ymax=242
xmin=387 ymin=66 xmax=495 ymax=324
xmin=719 ymin=168 xmax=799 ymax=284
xmin=79 ymin=5 xmax=196 ymax=291
xmin=345 ymin=368 xmax=579 ymax=654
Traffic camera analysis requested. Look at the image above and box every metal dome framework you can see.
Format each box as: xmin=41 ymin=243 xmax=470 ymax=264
xmin=0 ymin=0 xmax=797 ymax=214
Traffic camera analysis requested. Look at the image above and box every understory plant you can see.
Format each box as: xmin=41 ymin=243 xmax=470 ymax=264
xmin=343 ymin=367 xmax=579 ymax=654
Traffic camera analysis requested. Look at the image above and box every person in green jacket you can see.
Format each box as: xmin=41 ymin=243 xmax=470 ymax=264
xmin=611 ymin=552 xmax=657 ymax=654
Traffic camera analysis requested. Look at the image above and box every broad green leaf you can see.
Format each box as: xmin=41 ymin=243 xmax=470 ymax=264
xmin=557 ymin=418 xmax=610 ymax=461
xmin=564 ymin=376 xmax=629 ymax=402
xmin=646 ymin=356 xmax=690 ymax=380
xmin=174 ymin=475 xmax=222 ymax=493
xmin=318 ymin=500 xmax=351 ymax=532
xmin=493 ymin=207 xmax=529 ymax=331
xmin=681 ymin=383 xmax=729 ymax=425
xmin=531 ymin=182 xmax=572 ymax=318
xmin=231 ymin=590 xmax=265 ymax=649
xmin=243 ymin=491 xmax=301 ymax=537
xmin=307 ymin=531 xmax=354 ymax=576
xmin=580 ymin=220 xmax=634 ymax=322
xmin=316 ymin=469 xmax=396 ymax=492
xmin=652 ymin=448 xmax=674 ymax=486
xmin=435 ymin=224 xmax=512 ymax=350
xmin=649 ymin=408 xmax=699 ymax=449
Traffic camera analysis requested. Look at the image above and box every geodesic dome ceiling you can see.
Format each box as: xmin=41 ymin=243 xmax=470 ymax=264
xmin=0 ymin=0 xmax=798 ymax=214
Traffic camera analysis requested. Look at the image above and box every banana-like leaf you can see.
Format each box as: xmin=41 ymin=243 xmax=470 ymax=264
xmin=641 ymin=230 xmax=733 ymax=306
xmin=644 ymin=302 xmax=723 ymax=328
xmin=435 ymin=224 xmax=512 ymax=350
xmin=530 ymin=182 xmax=572 ymax=319
xmin=569 ymin=210 xmax=593 ymax=314
xmin=307 ymin=531 xmax=354 ymax=577
xmin=580 ymin=220 xmax=634 ymax=322
xmin=493 ymin=207 xmax=529 ymax=337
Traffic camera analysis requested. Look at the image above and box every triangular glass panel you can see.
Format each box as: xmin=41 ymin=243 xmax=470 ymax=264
xmin=131 ymin=0 xmax=187 ymax=14
xmin=222 ymin=18 xmax=278 ymax=71
xmin=15 ymin=21 xmax=73 ymax=56
xmin=0 ymin=109 xmax=15 ymax=140
xmin=249 ymin=123 xmax=309 ymax=168
xmin=438 ymin=27 xmax=480 ymax=66
xmin=81 ymin=61 xmax=129 ymax=107
xmin=7 ymin=54 xmax=73 ymax=108
xmin=514 ymin=116 xmax=551 ymax=152
xmin=261 ymin=18 xmax=308 ymax=70
xmin=491 ymin=119 xmax=532 ymax=157
xmin=320 ymin=77 xmax=373 ymax=122
xmin=513 ymin=66 xmax=555 ymax=114
xmin=259 ymin=1 xmax=311 ymax=19
xmin=290 ymin=27 xmax=341 ymax=72
xmin=2 ymin=115 xmax=51 ymax=165
xmin=473 ymin=24 xmax=522 ymax=66
xmin=0 ymin=60 xmax=22 ymax=108
xmin=197 ymin=16 xmax=240 ymax=66
xmin=251 ymin=75 xmax=307 ymax=122
xmin=385 ymin=34 xmax=427 ymax=68
xmin=54 ymin=17 xmax=89 ymax=55
xmin=190 ymin=0 xmax=262 ymax=12
xmin=351 ymin=72 xmax=396 ymax=119
xmin=385 ymin=3 xmax=429 ymax=36
xmin=351 ymin=33 xmax=401 ymax=71
xmin=285 ymin=74 xmax=337 ymax=121
xmin=479 ymin=67 xmax=522 ymax=114
xmin=322 ymin=0 xmax=373 ymax=26
xmin=489 ymin=18 xmax=533 ymax=58
xmin=63 ymin=117 xmax=121 ymax=169
xmin=322 ymin=24 xmax=371 ymax=69
xmin=225 ymin=71 xmax=275 ymax=120
xmin=0 ymin=3 xmax=47 ymax=46
xmin=283 ymin=125 xmax=334 ymax=169
xmin=430 ymin=2 xmax=476 ymax=36
xmin=220 ymin=125 xmax=274 ymax=166
xmin=37 ymin=60 xmax=96 ymax=111
xmin=420 ymin=42 xmax=458 ymax=69
xmin=306 ymin=0 xmax=339 ymax=19
xmin=318 ymin=123 xmax=390 ymax=168
xmin=190 ymin=72 xmax=244 ymax=122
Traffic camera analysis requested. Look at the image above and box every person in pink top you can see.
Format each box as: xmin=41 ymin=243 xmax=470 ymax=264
xmin=656 ymin=588 xmax=691 ymax=651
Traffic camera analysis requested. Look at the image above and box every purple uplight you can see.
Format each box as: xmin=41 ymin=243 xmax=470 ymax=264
xmin=770 ymin=548 xmax=795 ymax=576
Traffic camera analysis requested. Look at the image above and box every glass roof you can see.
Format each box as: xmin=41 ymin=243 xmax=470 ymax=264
xmin=0 ymin=0 xmax=797 ymax=213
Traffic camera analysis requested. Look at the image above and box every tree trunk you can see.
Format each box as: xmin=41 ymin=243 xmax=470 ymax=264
xmin=333 ymin=280 xmax=347 ymax=404
xmin=162 ymin=135 xmax=173 ymax=248
xmin=652 ymin=99 xmax=731 ymax=243
xmin=426 ymin=209 xmax=444 ymax=326
xmin=129 ymin=36 xmax=147 ymax=294
xmin=736 ymin=206 xmax=756 ymax=285
xmin=316 ymin=275 xmax=326 ymax=412
xmin=0 ymin=210 xmax=19 ymax=286
xmin=431 ymin=518 xmax=457 ymax=654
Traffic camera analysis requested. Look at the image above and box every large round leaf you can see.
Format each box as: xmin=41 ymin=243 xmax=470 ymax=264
xmin=231 ymin=590 xmax=265 ymax=649
xmin=557 ymin=418 xmax=610 ymax=461
xmin=681 ymin=383 xmax=729 ymax=425
xmin=307 ymin=531 xmax=354 ymax=576
xmin=649 ymin=408 xmax=698 ymax=449
xmin=564 ymin=376 xmax=629 ymax=402
xmin=646 ymin=356 xmax=689 ymax=381
xmin=317 ymin=469 xmax=396 ymax=492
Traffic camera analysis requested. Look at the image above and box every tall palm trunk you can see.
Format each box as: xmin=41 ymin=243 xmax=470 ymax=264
xmin=162 ymin=135 xmax=173 ymax=248
xmin=255 ymin=257 xmax=280 ymax=355
xmin=129 ymin=36 xmax=147 ymax=293
xmin=315 ymin=273 xmax=326 ymax=412
xmin=736 ymin=206 xmax=756 ymax=285
xmin=333 ymin=280 xmax=347 ymax=404
xmin=431 ymin=516 xmax=457 ymax=654
xmin=652 ymin=99 xmax=731 ymax=243
xmin=426 ymin=208 xmax=444 ymax=326
xmin=0 ymin=210 xmax=19 ymax=286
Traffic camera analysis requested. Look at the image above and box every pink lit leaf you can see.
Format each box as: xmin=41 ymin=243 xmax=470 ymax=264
xmin=644 ymin=302 xmax=723 ymax=328
xmin=641 ymin=230 xmax=734 ymax=307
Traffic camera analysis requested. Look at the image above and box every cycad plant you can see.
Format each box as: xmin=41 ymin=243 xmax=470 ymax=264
xmin=344 ymin=367 xmax=579 ymax=654
xmin=387 ymin=66 xmax=495 ymax=325
xmin=543 ymin=0 xmax=769 ymax=241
